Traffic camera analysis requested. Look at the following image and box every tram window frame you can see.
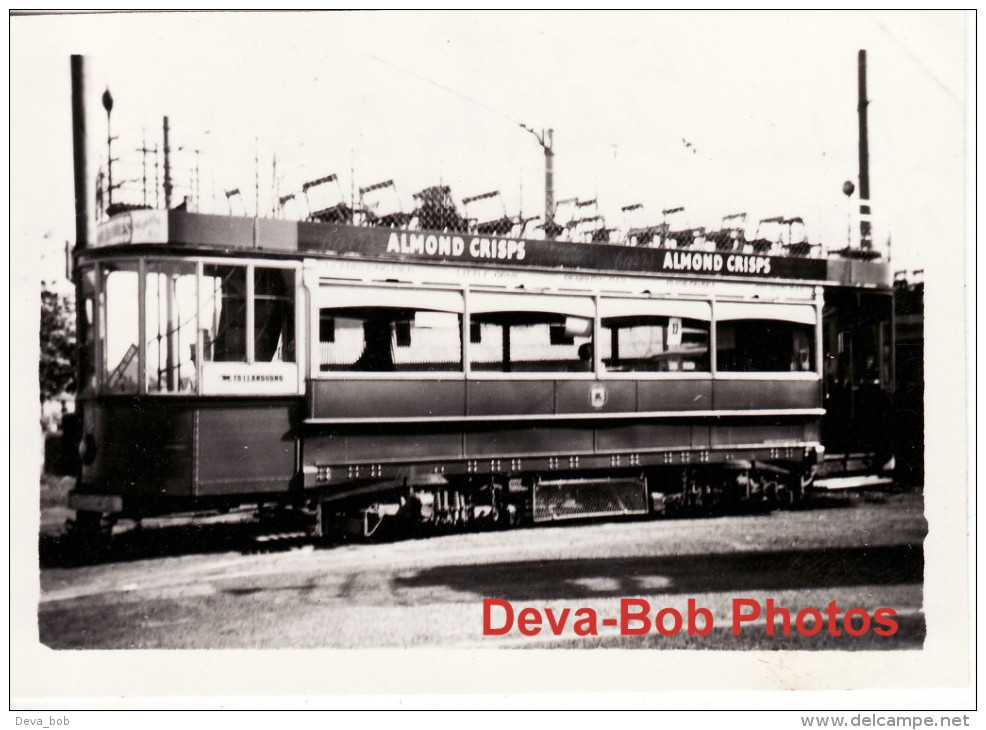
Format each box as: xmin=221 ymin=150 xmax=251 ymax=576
xmin=145 ymin=260 xmax=199 ymax=394
xmin=201 ymin=264 xmax=248 ymax=364
xmin=467 ymin=292 xmax=595 ymax=378
xmin=89 ymin=255 xmax=302 ymax=396
xmin=198 ymin=259 xmax=302 ymax=395
xmin=98 ymin=261 xmax=142 ymax=395
xmin=76 ymin=266 xmax=98 ymax=396
xmin=201 ymin=263 xmax=298 ymax=366
xmin=316 ymin=285 xmax=465 ymax=377
xmin=253 ymin=267 xmax=296 ymax=364
xmin=597 ymin=298 xmax=712 ymax=377
xmin=714 ymin=301 xmax=818 ymax=376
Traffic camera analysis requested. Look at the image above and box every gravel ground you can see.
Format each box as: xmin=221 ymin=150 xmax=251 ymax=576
xmin=37 ymin=487 xmax=926 ymax=650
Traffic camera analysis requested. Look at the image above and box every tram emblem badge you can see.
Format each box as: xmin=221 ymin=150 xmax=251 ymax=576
xmin=589 ymin=384 xmax=608 ymax=409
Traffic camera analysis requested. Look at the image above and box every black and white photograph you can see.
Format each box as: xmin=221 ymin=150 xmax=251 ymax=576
xmin=12 ymin=9 xmax=972 ymax=714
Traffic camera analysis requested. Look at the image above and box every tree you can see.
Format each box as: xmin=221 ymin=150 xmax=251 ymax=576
xmin=39 ymin=285 xmax=76 ymax=402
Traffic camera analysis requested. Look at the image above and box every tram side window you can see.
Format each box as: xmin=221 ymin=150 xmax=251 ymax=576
xmin=319 ymin=307 xmax=462 ymax=372
xmin=145 ymin=261 xmax=198 ymax=393
xmin=100 ymin=263 xmax=140 ymax=393
xmin=202 ymin=265 xmax=247 ymax=362
xmin=600 ymin=316 xmax=710 ymax=372
xmin=254 ymin=268 xmax=295 ymax=363
xmin=469 ymin=312 xmax=593 ymax=373
xmin=716 ymin=319 xmax=815 ymax=372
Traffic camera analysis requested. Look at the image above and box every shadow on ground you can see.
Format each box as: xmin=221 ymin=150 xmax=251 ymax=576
xmin=39 ymin=513 xmax=313 ymax=568
xmin=391 ymin=543 xmax=924 ymax=601
xmin=38 ymin=490 xmax=909 ymax=569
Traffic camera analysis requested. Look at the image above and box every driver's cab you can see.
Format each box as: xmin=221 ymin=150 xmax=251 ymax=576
xmin=77 ymin=255 xmax=303 ymax=398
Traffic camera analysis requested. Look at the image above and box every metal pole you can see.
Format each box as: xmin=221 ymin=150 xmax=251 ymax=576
xmin=141 ymin=130 xmax=148 ymax=207
xmin=857 ymin=50 xmax=872 ymax=250
xmin=195 ymin=149 xmax=201 ymax=211
xmin=103 ymin=89 xmax=114 ymax=210
xmin=163 ymin=116 xmax=173 ymax=208
xmin=166 ymin=273 xmax=177 ymax=391
xmin=273 ymin=151 xmax=279 ymax=218
xmin=544 ymin=128 xmax=554 ymax=228
xmin=71 ymin=55 xmax=92 ymax=252
xmin=70 ymin=54 xmax=92 ymax=397
xmin=154 ymin=143 xmax=160 ymax=209
xmin=521 ymin=124 xmax=557 ymax=236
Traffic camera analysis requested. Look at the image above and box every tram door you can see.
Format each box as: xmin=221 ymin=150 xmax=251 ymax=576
xmin=822 ymin=289 xmax=894 ymax=468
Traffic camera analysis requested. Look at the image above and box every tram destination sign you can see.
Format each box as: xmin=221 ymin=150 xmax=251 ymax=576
xmin=300 ymin=224 xmax=829 ymax=281
xmin=94 ymin=209 xmax=169 ymax=247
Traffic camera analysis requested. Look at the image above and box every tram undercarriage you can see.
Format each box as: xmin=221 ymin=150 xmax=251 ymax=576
xmin=65 ymin=453 xmax=816 ymax=542
xmin=312 ymin=458 xmax=816 ymax=541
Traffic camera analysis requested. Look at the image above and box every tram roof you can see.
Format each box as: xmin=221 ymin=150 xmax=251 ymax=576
xmin=89 ymin=209 xmax=891 ymax=290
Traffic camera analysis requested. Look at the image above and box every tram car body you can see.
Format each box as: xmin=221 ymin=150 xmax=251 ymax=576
xmin=67 ymin=209 xmax=893 ymax=536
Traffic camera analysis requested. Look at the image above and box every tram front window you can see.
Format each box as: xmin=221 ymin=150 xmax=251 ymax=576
xmin=100 ymin=263 xmax=140 ymax=393
xmin=145 ymin=261 xmax=198 ymax=392
xmin=201 ymin=265 xmax=296 ymax=364
xmin=202 ymin=265 xmax=247 ymax=362
xmin=254 ymin=268 xmax=295 ymax=363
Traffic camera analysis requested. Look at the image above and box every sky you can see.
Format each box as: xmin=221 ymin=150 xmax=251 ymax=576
xmin=11 ymin=11 xmax=969 ymax=288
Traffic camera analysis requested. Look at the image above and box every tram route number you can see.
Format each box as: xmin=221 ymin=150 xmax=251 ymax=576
xmin=667 ymin=317 xmax=682 ymax=346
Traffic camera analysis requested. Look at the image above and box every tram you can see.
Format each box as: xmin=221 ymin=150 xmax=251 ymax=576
xmin=65 ymin=205 xmax=894 ymax=538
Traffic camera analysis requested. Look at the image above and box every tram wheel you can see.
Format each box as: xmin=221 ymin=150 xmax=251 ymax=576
xmin=778 ymin=474 xmax=808 ymax=508
xmin=69 ymin=510 xmax=105 ymax=535
xmin=64 ymin=510 xmax=113 ymax=561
